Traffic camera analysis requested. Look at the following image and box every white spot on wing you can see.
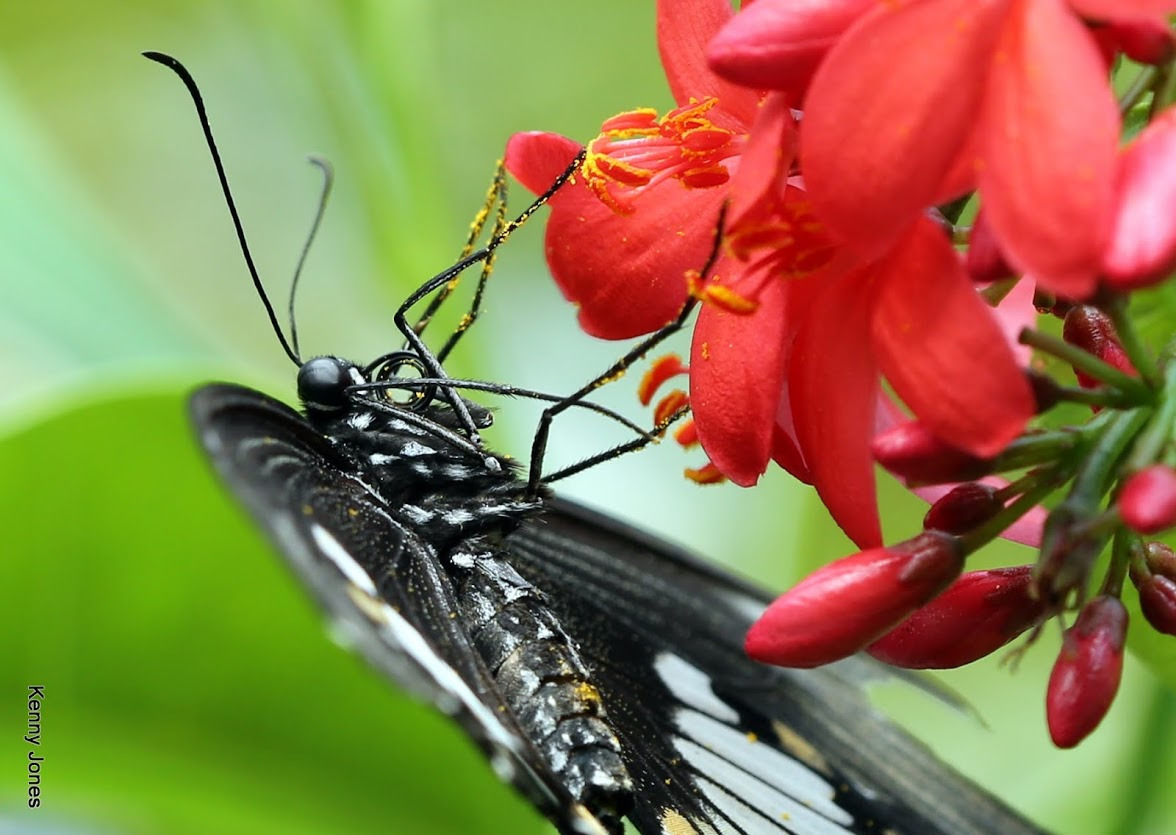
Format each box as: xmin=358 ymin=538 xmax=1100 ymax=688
xmin=674 ymin=708 xmax=851 ymax=829
xmin=310 ymin=524 xmax=378 ymax=596
xmin=655 ymin=653 xmax=739 ymax=723
xmin=400 ymin=441 xmax=432 ymax=457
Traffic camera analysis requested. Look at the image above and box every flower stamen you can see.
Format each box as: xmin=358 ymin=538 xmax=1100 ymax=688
xmin=583 ymin=98 xmax=747 ymax=215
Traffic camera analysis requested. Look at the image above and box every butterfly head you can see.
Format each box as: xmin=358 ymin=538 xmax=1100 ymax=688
xmin=297 ymin=355 xmax=366 ymax=414
xmin=297 ymin=353 xmax=494 ymax=436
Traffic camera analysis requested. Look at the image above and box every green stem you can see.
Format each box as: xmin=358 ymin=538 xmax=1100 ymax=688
xmin=1049 ymin=384 xmax=1143 ymax=410
xmin=990 ymin=429 xmax=1082 ymax=472
xmin=1105 ymin=294 xmax=1160 ymax=386
xmin=1151 ymin=60 xmax=1176 ymax=115
xmin=1100 ymin=526 xmax=1131 ymax=598
xmin=1070 ymin=408 xmax=1150 ymax=503
xmin=1120 ymin=65 xmax=1158 ymax=116
xmin=1126 ymin=360 xmax=1176 ymax=472
xmin=1019 ymin=327 xmax=1153 ymax=403
xmin=958 ymin=471 xmax=1061 ymax=554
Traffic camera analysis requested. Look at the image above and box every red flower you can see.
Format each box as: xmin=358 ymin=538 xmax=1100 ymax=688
xmin=745 ymin=531 xmax=964 ymax=668
xmin=788 ymin=219 xmax=1033 ymax=545
xmin=710 ymin=0 xmax=1176 ymax=298
xmin=1103 ymin=105 xmax=1176 ymax=290
xmin=1119 ymin=465 xmax=1176 ymax=535
xmin=506 ymin=0 xmax=757 ymax=341
xmin=510 ymin=0 xmax=1035 ymax=545
xmin=867 ymin=566 xmax=1045 ymax=669
xmin=1046 ymin=596 xmax=1128 ymax=748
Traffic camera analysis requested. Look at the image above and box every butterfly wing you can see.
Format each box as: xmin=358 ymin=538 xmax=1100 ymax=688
xmin=189 ymin=383 xmax=607 ymax=835
xmin=509 ymin=499 xmax=1044 ymax=835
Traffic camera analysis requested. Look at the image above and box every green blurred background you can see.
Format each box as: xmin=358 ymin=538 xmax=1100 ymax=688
xmin=0 ymin=2 xmax=1172 ymax=833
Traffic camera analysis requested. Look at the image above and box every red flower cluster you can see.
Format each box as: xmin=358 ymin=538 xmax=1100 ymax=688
xmin=507 ymin=0 xmax=1176 ymax=750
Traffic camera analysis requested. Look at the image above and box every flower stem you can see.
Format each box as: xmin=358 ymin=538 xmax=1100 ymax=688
xmin=1070 ymin=408 xmax=1150 ymax=504
xmin=1019 ymin=327 xmax=1153 ymax=403
xmin=1104 ymin=294 xmax=1160 ymax=386
xmin=1120 ymin=65 xmax=1158 ymax=116
xmin=1101 ymin=527 xmax=1132 ymax=598
xmin=1126 ymin=360 xmax=1176 ymax=472
xmin=959 ymin=469 xmax=1062 ymax=554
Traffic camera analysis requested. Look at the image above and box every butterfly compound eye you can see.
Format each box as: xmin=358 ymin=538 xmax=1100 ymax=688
xmin=297 ymin=356 xmax=354 ymax=411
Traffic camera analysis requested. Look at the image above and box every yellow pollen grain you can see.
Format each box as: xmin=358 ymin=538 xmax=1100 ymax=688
xmin=700 ymin=341 xmax=711 ymax=361
xmin=347 ymin=507 xmax=359 ymax=517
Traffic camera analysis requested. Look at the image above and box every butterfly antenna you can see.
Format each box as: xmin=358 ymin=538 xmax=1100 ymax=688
xmin=288 ymin=156 xmax=334 ymax=361
xmin=143 ymin=51 xmax=301 ymax=366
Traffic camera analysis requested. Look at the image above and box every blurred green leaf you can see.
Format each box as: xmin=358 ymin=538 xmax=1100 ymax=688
xmin=0 ymin=390 xmax=545 ymax=834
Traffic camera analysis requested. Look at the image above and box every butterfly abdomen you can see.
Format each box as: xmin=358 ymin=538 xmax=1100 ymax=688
xmin=451 ymin=538 xmax=634 ymax=831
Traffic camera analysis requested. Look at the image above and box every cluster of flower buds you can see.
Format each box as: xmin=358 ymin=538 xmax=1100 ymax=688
xmin=504 ymin=0 xmax=1176 ymax=750
xmin=751 ymin=303 xmax=1176 ymax=748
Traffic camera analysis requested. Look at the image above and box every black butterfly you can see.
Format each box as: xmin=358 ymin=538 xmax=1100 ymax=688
xmin=149 ymin=52 xmax=1046 ymax=835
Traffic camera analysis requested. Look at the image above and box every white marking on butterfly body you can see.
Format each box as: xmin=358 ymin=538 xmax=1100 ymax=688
xmin=400 ymin=441 xmax=432 ymax=457
xmin=348 ymin=411 xmax=374 ymax=431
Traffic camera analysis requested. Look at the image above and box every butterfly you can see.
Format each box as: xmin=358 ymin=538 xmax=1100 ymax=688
xmin=148 ymin=52 xmax=1046 ymax=835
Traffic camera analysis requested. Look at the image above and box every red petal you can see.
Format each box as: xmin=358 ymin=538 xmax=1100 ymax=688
xmin=690 ymin=263 xmax=789 ymax=486
xmin=505 ymin=131 xmax=583 ymax=197
xmin=706 ymin=0 xmax=873 ymax=97
xmin=800 ymin=0 xmax=1007 ymax=258
xmin=505 ymin=131 xmax=713 ymax=339
xmin=1070 ymin=0 xmax=1176 ymax=18
xmin=656 ymin=0 xmax=760 ymax=129
xmin=746 ymin=532 xmax=964 ymax=668
xmin=979 ymin=0 xmax=1118 ymax=298
xmin=1103 ymin=105 xmax=1176 ymax=289
xmin=726 ymin=92 xmax=797 ymax=230
xmin=871 ymin=220 xmax=1034 ymax=459
xmin=790 ymin=267 xmax=882 ymax=547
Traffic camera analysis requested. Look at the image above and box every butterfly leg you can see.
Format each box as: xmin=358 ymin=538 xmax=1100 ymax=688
xmin=527 ymin=204 xmax=728 ymax=492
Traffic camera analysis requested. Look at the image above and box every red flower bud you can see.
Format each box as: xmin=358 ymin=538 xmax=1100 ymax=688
xmin=1061 ymin=306 xmax=1136 ymax=389
xmin=706 ymin=0 xmax=873 ymax=97
xmin=1103 ymin=106 xmax=1176 ymax=290
xmin=1046 ymin=596 xmax=1128 ymax=749
xmin=872 ymin=421 xmax=990 ymax=486
xmin=965 ymin=210 xmax=1015 ymax=284
xmin=1137 ymin=573 xmax=1176 ymax=636
xmin=923 ymin=483 xmax=1003 ymax=535
xmin=746 ymin=532 xmax=964 ymax=668
xmin=1119 ymin=465 xmax=1176 ymax=535
xmin=1144 ymin=541 xmax=1176 ymax=579
xmin=1102 ymin=17 xmax=1176 ymax=66
xmin=867 ymin=566 xmax=1044 ymax=668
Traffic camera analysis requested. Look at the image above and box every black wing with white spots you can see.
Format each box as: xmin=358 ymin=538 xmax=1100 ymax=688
xmin=510 ymin=501 xmax=1046 ymax=835
xmin=191 ymin=382 xmax=1044 ymax=835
